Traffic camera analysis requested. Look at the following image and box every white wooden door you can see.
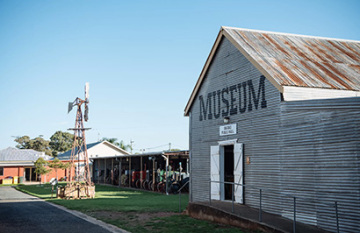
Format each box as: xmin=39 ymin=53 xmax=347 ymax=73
xmin=210 ymin=145 xmax=220 ymax=200
xmin=234 ymin=143 xmax=244 ymax=204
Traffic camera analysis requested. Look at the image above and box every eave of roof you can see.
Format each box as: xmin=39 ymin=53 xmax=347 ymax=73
xmin=0 ymin=162 xmax=35 ymax=166
xmin=101 ymin=141 xmax=130 ymax=155
xmin=56 ymin=141 xmax=130 ymax=160
xmin=0 ymin=147 xmax=51 ymax=161
xmin=91 ymin=150 xmax=189 ymax=160
xmin=184 ymin=26 xmax=360 ymax=116
xmin=184 ymin=28 xmax=224 ymax=116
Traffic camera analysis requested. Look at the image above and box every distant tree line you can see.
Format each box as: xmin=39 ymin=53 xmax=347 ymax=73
xmin=14 ymin=131 xmax=74 ymax=157
xmin=14 ymin=131 xmax=132 ymax=157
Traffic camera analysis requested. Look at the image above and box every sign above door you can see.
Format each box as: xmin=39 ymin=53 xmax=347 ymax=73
xmin=220 ymin=124 xmax=237 ymax=136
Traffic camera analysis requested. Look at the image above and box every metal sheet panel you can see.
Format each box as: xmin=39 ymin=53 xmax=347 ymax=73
xmin=224 ymin=27 xmax=360 ymax=91
xmin=188 ymin=37 xmax=360 ymax=233
xmin=189 ymin=36 xmax=282 ymax=211
xmin=280 ymin=98 xmax=360 ymax=233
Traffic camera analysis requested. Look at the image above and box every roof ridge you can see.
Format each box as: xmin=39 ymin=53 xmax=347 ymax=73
xmin=222 ymin=26 xmax=360 ymax=43
xmin=185 ymin=26 xmax=360 ymax=115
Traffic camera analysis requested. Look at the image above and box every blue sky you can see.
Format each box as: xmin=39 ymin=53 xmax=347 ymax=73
xmin=0 ymin=0 xmax=359 ymax=153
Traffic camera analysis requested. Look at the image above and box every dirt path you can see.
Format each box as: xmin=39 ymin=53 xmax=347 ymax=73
xmin=89 ymin=211 xmax=182 ymax=231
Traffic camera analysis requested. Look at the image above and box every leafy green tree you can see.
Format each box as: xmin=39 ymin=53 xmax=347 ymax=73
xmin=119 ymin=140 xmax=132 ymax=151
xmin=61 ymin=161 xmax=72 ymax=170
xmin=169 ymin=149 xmax=181 ymax=152
xmin=101 ymin=137 xmax=119 ymax=146
xmin=48 ymin=157 xmax=70 ymax=180
xmin=14 ymin=135 xmax=31 ymax=149
xmin=15 ymin=135 xmax=52 ymax=156
xmin=50 ymin=131 xmax=74 ymax=156
xmin=34 ymin=157 xmax=51 ymax=184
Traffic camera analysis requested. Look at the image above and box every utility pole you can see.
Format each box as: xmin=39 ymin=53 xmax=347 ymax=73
xmin=169 ymin=143 xmax=171 ymax=151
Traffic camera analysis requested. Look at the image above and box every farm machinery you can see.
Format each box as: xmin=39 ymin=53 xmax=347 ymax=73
xmin=93 ymin=150 xmax=189 ymax=194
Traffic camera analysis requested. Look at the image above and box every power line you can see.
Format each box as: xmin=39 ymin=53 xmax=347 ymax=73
xmin=133 ymin=143 xmax=170 ymax=151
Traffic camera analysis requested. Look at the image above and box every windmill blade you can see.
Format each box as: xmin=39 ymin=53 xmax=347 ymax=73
xmin=85 ymin=82 xmax=89 ymax=101
xmin=68 ymin=102 xmax=74 ymax=113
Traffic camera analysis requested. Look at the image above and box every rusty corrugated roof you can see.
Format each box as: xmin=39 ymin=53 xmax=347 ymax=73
xmin=184 ymin=27 xmax=360 ymax=116
xmin=223 ymin=27 xmax=360 ymax=91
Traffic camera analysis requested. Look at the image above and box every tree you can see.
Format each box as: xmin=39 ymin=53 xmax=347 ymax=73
xmin=119 ymin=140 xmax=132 ymax=152
xmin=34 ymin=157 xmax=51 ymax=184
xmin=48 ymin=158 xmax=70 ymax=180
xmin=15 ymin=135 xmax=52 ymax=156
xmin=101 ymin=137 xmax=132 ymax=152
xmin=14 ymin=135 xmax=31 ymax=149
xmin=50 ymin=131 xmax=74 ymax=156
xmin=101 ymin=137 xmax=119 ymax=146
xmin=169 ymin=149 xmax=181 ymax=152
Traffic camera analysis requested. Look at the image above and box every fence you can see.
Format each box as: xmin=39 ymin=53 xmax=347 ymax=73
xmin=178 ymin=180 xmax=190 ymax=213
xmin=209 ymin=180 xmax=340 ymax=233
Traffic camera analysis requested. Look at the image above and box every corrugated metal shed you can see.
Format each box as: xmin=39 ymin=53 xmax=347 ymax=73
xmin=185 ymin=26 xmax=360 ymax=115
xmin=279 ymin=97 xmax=360 ymax=232
xmin=185 ymin=27 xmax=360 ymax=233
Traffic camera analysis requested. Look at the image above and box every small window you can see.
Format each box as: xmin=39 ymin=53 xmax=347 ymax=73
xmin=0 ymin=167 xmax=3 ymax=176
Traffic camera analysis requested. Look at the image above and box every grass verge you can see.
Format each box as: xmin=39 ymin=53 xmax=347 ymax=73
xmin=0 ymin=184 xmax=23 ymax=187
xmin=16 ymin=184 xmax=252 ymax=233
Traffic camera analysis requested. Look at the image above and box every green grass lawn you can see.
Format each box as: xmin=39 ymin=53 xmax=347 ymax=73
xmin=16 ymin=184 xmax=250 ymax=233
xmin=18 ymin=184 xmax=188 ymax=212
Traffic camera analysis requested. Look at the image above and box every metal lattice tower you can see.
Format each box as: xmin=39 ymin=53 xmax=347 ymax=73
xmin=57 ymin=82 xmax=95 ymax=199
xmin=68 ymin=97 xmax=91 ymax=185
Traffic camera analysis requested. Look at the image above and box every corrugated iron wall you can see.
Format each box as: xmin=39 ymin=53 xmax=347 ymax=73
xmin=280 ymin=98 xmax=360 ymax=233
xmin=189 ymin=37 xmax=360 ymax=232
xmin=189 ymin=36 xmax=282 ymax=209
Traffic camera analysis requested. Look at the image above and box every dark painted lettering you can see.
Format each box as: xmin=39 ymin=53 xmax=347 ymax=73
xmin=207 ymin=92 xmax=213 ymax=120
xmin=198 ymin=76 xmax=267 ymax=121
xmin=213 ymin=90 xmax=221 ymax=119
xmin=237 ymin=82 xmax=247 ymax=113
xmin=199 ymin=92 xmax=213 ymax=121
xmin=247 ymin=76 xmax=267 ymax=112
xmin=198 ymin=95 xmax=205 ymax=121
xmin=260 ymin=76 xmax=267 ymax=108
xmin=221 ymin=87 xmax=229 ymax=117
xmin=229 ymin=85 xmax=237 ymax=115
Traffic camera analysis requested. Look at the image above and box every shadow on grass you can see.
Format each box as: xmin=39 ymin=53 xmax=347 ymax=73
xmin=15 ymin=184 xmax=251 ymax=233
xmin=16 ymin=184 xmax=189 ymax=213
xmin=48 ymin=195 xmax=189 ymax=213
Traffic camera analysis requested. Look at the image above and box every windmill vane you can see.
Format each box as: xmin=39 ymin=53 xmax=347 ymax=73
xmin=58 ymin=82 xmax=95 ymax=199
xmin=67 ymin=82 xmax=90 ymax=122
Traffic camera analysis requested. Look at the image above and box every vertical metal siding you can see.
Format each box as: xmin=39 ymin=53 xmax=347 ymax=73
xmin=189 ymin=37 xmax=282 ymax=209
xmin=189 ymin=37 xmax=360 ymax=232
xmin=280 ymin=98 xmax=360 ymax=233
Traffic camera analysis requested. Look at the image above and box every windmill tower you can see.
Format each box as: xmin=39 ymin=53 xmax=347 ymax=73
xmin=58 ymin=83 xmax=95 ymax=199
